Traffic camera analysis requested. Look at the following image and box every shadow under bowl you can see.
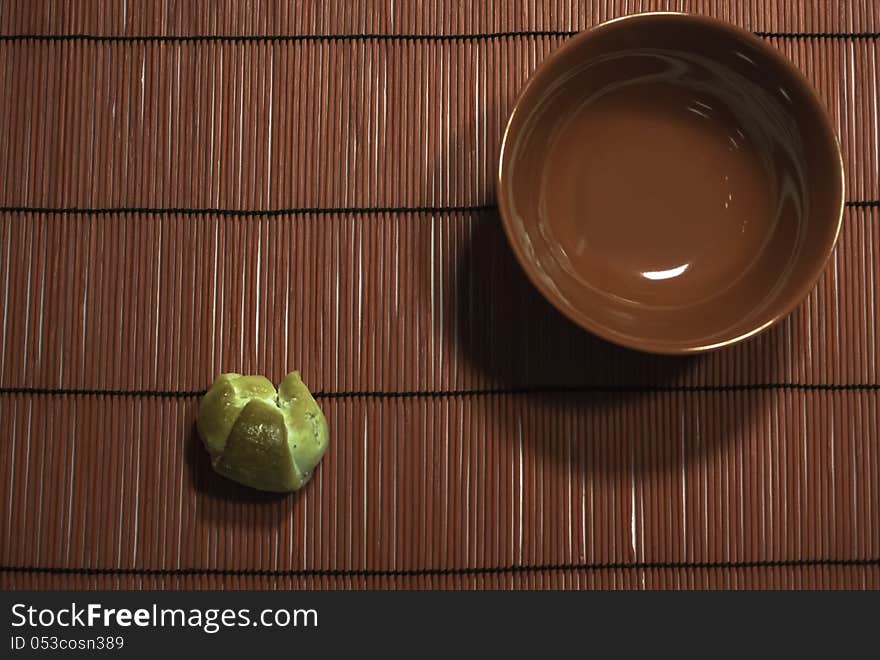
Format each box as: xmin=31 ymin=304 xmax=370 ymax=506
xmin=497 ymin=12 xmax=844 ymax=354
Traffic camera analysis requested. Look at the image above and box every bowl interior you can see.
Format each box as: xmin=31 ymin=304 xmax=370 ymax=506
xmin=498 ymin=14 xmax=843 ymax=353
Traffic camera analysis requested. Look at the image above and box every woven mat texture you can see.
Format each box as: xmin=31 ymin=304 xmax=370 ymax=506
xmin=1 ymin=1 xmax=878 ymax=590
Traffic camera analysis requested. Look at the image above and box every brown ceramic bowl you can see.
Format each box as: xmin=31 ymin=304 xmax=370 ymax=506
xmin=498 ymin=13 xmax=844 ymax=354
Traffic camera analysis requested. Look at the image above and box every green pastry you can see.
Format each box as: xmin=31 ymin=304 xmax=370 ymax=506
xmin=197 ymin=372 xmax=329 ymax=492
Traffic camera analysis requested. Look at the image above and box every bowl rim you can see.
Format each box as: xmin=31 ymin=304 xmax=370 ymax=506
xmin=496 ymin=11 xmax=846 ymax=355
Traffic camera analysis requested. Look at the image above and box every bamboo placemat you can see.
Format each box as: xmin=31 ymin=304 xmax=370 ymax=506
xmin=1 ymin=1 xmax=878 ymax=590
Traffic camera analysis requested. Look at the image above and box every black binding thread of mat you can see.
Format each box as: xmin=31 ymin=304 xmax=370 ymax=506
xmin=0 ymin=201 xmax=877 ymax=217
xmin=0 ymin=205 xmax=498 ymax=217
xmin=0 ymin=31 xmax=878 ymax=42
xmin=1 ymin=556 xmax=878 ymax=579
xmin=1 ymin=383 xmax=879 ymax=400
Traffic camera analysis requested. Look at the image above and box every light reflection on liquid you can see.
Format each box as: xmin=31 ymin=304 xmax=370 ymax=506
xmin=641 ymin=263 xmax=690 ymax=281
